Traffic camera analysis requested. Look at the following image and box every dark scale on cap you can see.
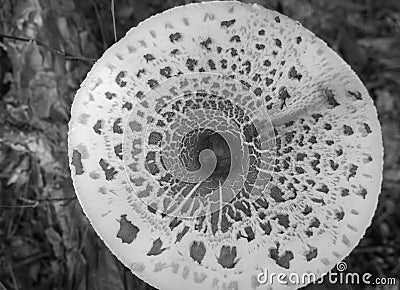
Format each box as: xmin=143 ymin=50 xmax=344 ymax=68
xmin=230 ymin=35 xmax=241 ymax=43
xmin=306 ymin=179 xmax=316 ymax=186
xmin=269 ymin=247 xmax=294 ymax=269
xmin=252 ymin=73 xmax=261 ymax=82
xmin=160 ymin=66 xmax=172 ymax=78
xmin=147 ymin=238 xmax=166 ymax=256
xmin=230 ymin=48 xmax=238 ymax=57
xmin=243 ymin=60 xmax=251 ymax=74
xmin=217 ymin=245 xmax=237 ymax=269
xmin=145 ymin=162 xmax=160 ymax=175
xmin=115 ymin=71 xmax=127 ymax=87
xmin=147 ymin=79 xmax=159 ymax=89
xmin=117 ymin=215 xmax=139 ymax=244
xmin=208 ymin=59 xmax=216 ymax=70
xmin=265 ymin=77 xmax=273 ymax=86
xmin=254 ymin=87 xmax=262 ymax=96
xmin=220 ymin=59 xmax=228 ymax=69
xmin=275 ymin=16 xmax=281 ymax=23
xmin=176 ymin=226 xmax=189 ymax=242
xmin=296 ymin=36 xmax=302 ymax=44
xmin=144 ymin=53 xmax=155 ymax=62
xmin=358 ymin=188 xmax=368 ymax=199
xmin=136 ymin=91 xmax=145 ymax=99
xmin=169 ymin=32 xmax=182 ymax=43
xmin=275 ymin=38 xmax=282 ymax=48
xmin=170 ymin=48 xmax=180 ymax=55
xmin=260 ymin=221 xmax=272 ymax=235
xmin=348 ymin=90 xmax=362 ymax=100
xmin=93 ymin=120 xmax=102 ymax=134
xmin=311 ymin=113 xmax=322 ymax=122
xmin=113 ymin=118 xmax=123 ymax=134
xmin=324 ymin=123 xmax=332 ymax=130
xmin=275 ymin=214 xmax=290 ymax=228
xmin=284 ymin=131 xmax=296 ymax=143
xmin=306 ymin=248 xmax=318 ymax=261
xmin=136 ymin=69 xmax=145 ymax=78
xmin=221 ymin=19 xmax=236 ymax=28
xmin=308 ymin=136 xmax=317 ymax=144
xmin=325 ymin=89 xmax=340 ymax=108
xmin=105 ymin=92 xmax=116 ymax=100
xmin=288 ymin=66 xmax=303 ymax=81
xmin=341 ymin=188 xmax=350 ymax=197
xmin=190 ymin=241 xmax=206 ymax=264
xmin=200 ymin=37 xmax=212 ymax=50
xmin=343 ymin=125 xmax=354 ymax=135
xmin=363 ymin=123 xmax=372 ymax=134
xmin=263 ymin=60 xmax=271 ymax=67
xmin=282 ymin=146 xmax=293 ymax=154
xmin=234 ymin=200 xmax=251 ymax=217
xmin=99 ymin=158 xmax=118 ymax=180
xmin=256 ymin=43 xmax=265 ymax=50
xmin=317 ymin=184 xmax=329 ymax=194
xmin=348 ymin=164 xmax=358 ymax=180
xmin=330 ymin=160 xmax=339 ymax=170
xmin=147 ymin=205 xmax=156 ymax=214
xmin=258 ymin=29 xmax=265 ymax=35
xmin=122 ymin=102 xmax=132 ymax=110
xmin=243 ymin=226 xmax=255 ymax=242
xmin=148 ymin=131 xmax=163 ymax=146
xmin=256 ymin=197 xmax=269 ymax=209
xmin=278 ymin=86 xmax=291 ymax=109
xmin=114 ymin=144 xmax=122 ymax=160
xmin=277 ymin=176 xmax=286 ymax=184
xmin=303 ymin=125 xmax=311 ymax=133
xmin=295 ymin=166 xmax=306 ymax=174
xmin=311 ymin=159 xmax=321 ymax=174
xmin=72 ymin=149 xmax=84 ymax=175
xmin=335 ymin=211 xmax=345 ymax=221
xmin=186 ymin=58 xmax=198 ymax=71
xmin=240 ymin=80 xmax=251 ymax=89
xmin=303 ymin=205 xmax=312 ymax=215
xmin=270 ymin=186 xmax=285 ymax=202
xmin=296 ymin=152 xmax=307 ymax=162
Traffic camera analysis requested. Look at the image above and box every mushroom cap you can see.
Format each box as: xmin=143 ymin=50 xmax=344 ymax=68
xmin=68 ymin=1 xmax=383 ymax=290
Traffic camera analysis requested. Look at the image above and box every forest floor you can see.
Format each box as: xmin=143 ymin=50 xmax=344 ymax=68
xmin=0 ymin=0 xmax=399 ymax=289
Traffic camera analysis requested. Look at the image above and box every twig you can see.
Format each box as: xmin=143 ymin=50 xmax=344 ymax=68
xmin=0 ymin=34 xmax=96 ymax=63
xmin=353 ymin=245 xmax=394 ymax=254
xmin=78 ymin=223 xmax=89 ymax=252
xmin=0 ymin=280 xmax=8 ymax=290
xmin=111 ymin=0 xmax=117 ymax=43
xmin=0 ymin=196 xmax=77 ymax=209
xmin=13 ymin=252 xmax=49 ymax=269
xmin=91 ymin=0 xmax=108 ymax=50
xmin=7 ymin=263 xmax=18 ymax=290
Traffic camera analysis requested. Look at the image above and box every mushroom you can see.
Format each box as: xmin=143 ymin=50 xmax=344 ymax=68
xmin=68 ymin=1 xmax=383 ymax=290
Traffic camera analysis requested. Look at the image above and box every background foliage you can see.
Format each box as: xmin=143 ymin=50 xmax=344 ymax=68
xmin=0 ymin=0 xmax=399 ymax=289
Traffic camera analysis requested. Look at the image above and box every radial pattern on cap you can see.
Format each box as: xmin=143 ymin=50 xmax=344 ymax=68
xmin=68 ymin=2 xmax=383 ymax=289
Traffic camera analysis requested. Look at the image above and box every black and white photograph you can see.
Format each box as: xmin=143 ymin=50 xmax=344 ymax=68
xmin=0 ymin=0 xmax=399 ymax=289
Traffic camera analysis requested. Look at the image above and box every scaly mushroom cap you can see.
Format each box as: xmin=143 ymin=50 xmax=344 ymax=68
xmin=68 ymin=2 xmax=383 ymax=290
